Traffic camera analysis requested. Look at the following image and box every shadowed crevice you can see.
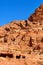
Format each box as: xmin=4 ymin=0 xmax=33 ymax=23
xmin=0 ymin=53 xmax=13 ymax=58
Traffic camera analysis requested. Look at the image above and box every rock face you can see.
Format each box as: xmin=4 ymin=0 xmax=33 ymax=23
xmin=29 ymin=4 xmax=43 ymax=22
xmin=0 ymin=5 xmax=43 ymax=65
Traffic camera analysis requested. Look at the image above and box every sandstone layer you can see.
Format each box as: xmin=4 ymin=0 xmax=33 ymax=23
xmin=0 ymin=4 xmax=43 ymax=65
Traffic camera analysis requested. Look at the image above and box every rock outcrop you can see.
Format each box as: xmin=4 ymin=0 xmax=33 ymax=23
xmin=0 ymin=4 xmax=43 ymax=65
xmin=29 ymin=4 xmax=43 ymax=22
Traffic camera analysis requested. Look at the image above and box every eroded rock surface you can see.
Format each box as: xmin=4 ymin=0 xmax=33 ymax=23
xmin=29 ymin=4 xmax=43 ymax=22
xmin=0 ymin=4 xmax=43 ymax=65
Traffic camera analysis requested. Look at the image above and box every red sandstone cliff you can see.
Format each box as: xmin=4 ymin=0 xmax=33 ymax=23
xmin=29 ymin=4 xmax=43 ymax=22
xmin=0 ymin=4 xmax=43 ymax=65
